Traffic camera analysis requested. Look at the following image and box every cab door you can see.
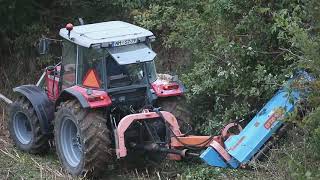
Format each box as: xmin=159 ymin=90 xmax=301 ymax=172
xmin=61 ymin=40 xmax=77 ymax=89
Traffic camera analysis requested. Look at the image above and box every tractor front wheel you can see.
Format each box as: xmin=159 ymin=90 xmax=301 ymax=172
xmin=54 ymin=100 xmax=113 ymax=178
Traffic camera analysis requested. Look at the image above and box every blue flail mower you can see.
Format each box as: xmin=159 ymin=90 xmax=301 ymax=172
xmin=200 ymin=72 xmax=312 ymax=168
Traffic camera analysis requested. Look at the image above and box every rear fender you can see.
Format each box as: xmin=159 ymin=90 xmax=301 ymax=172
xmin=13 ymin=85 xmax=54 ymax=134
xmin=55 ymin=85 xmax=112 ymax=109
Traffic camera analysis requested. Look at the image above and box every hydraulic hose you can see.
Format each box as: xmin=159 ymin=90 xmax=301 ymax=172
xmin=154 ymin=109 xmax=214 ymax=150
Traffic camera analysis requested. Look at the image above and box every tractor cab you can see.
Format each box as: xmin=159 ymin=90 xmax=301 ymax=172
xmin=39 ymin=20 xmax=183 ymax=114
xmin=45 ymin=21 xmax=163 ymax=108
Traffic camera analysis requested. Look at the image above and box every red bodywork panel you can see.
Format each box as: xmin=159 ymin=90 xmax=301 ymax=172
xmin=46 ymin=66 xmax=61 ymax=100
xmin=45 ymin=65 xmax=111 ymax=108
xmin=69 ymin=85 xmax=112 ymax=108
xmin=151 ymin=79 xmax=183 ymax=97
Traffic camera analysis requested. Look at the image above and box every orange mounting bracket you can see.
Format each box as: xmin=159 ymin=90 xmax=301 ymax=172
xmin=115 ymin=111 xmax=182 ymax=158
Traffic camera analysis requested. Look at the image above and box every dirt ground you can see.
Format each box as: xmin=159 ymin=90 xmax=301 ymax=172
xmin=0 ymin=107 xmax=9 ymax=150
xmin=0 ymin=104 xmax=71 ymax=179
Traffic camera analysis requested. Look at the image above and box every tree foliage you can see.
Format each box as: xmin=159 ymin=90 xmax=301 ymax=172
xmin=0 ymin=0 xmax=124 ymax=59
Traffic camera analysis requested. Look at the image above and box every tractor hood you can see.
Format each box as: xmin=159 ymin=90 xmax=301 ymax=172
xmin=107 ymin=43 xmax=156 ymax=65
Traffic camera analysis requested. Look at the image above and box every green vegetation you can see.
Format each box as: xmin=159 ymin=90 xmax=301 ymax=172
xmin=1 ymin=0 xmax=320 ymax=179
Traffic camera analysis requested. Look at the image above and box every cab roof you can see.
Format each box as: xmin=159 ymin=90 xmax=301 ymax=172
xmin=59 ymin=21 xmax=154 ymax=48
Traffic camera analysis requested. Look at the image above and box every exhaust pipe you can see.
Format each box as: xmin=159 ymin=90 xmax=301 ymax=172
xmin=0 ymin=93 xmax=12 ymax=104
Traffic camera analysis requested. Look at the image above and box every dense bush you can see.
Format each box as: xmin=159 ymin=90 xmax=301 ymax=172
xmin=0 ymin=0 xmax=125 ymax=67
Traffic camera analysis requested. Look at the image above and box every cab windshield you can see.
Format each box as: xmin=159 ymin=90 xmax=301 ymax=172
xmin=106 ymin=58 xmax=146 ymax=88
xmin=77 ymin=46 xmax=157 ymax=89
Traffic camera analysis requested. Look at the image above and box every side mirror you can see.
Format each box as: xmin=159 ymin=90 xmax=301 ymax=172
xmin=37 ymin=38 xmax=50 ymax=55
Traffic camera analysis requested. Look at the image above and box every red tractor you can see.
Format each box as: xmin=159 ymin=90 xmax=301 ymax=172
xmin=8 ymin=21 xmax=193 ymax=177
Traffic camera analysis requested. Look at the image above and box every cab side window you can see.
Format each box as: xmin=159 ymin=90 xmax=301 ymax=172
xmin=62 ymin=41 xmax=76 ymax=88
xmin=78 ymin=46 xmax=105 ymax=88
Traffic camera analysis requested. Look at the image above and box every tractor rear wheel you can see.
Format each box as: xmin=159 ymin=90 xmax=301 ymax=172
xmin=158 ymin=96 xmax=192 ymax=132
xmin=54 ymin=100 xmax=113 ymax=178
xmin=8 ymin=97 xmax=49 ymax=154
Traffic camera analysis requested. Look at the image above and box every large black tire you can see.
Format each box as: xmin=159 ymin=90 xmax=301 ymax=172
xmin=157 ymin=96 xmax=193 ymax=132
xmin=8 ymin=97 xmax=49 ymax=154
xmin=54 ymin=100 xmax=113 ymax=178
